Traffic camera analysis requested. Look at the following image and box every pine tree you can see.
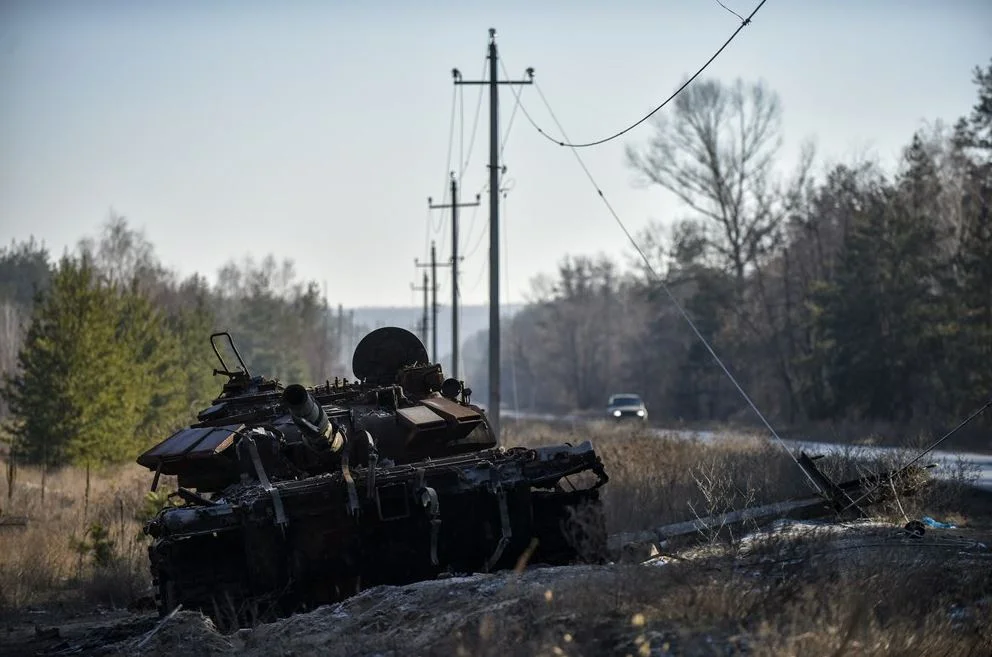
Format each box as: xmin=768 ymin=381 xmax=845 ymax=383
xmin=812 ymin=135 xmax=947 ymax=422
xmin=117 ymin=284 xmax=186 ymax=448
xmin=2 ymin=256 xmax=140 ymax=467
xmin=167 ymin=287 xmax=220 ymax=418
xmin=951 ymin=60 xmax=992 ymax=419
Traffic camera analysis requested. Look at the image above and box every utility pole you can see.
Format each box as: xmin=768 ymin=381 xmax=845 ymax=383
xmin=415 ymin=241 xmax=443 ymax=364
xmin=411 ymin=272 xmax=430 ymax=347
xmin=453 ymin=28 xmax=533 ymax=442
xmin=429 ymin=173 xmax=480 ymax=380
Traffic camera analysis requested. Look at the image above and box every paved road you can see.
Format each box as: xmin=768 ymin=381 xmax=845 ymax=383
xmin=502 ymin=410 xmax=992 ymax=491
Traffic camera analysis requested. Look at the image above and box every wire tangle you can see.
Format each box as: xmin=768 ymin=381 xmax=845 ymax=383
xmin=524 ymin=0 xmax=768 ymax=149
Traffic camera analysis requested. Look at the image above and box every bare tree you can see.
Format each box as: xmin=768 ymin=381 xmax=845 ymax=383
xmin=77 ymin=211 xmax=171 ymax=298
xmin=626 ymin=78 xmax=784 ymax=283
xmin=524 ymin=255 xmax=630 ymax=410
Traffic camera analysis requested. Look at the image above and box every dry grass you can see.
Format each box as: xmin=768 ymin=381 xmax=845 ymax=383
xmin=437 ymin=547 xmax=992 ymax=657
xmin=501 ymin=420 xmax=978 ymax=537
xmin=0 ymin=458 xmax=162 ymax=615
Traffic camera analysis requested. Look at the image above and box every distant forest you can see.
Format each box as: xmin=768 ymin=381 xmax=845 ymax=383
xmin=0 ymin=222 xmax=362 ymax=468
xmin=1 ymin=59 xmax=989 ymax=469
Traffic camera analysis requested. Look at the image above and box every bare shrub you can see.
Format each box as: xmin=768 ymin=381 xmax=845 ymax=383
xmin=503 ymin=421 xmax=814 ymax=535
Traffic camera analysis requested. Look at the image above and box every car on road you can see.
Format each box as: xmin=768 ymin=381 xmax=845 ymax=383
xmin=607 ymin=393 xmax=648 ymax=423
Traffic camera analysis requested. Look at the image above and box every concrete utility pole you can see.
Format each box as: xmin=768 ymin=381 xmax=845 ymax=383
xmin=453 ymin=28 xmax=533 ymax=442
xmin=411 ymin=272 xmax=430 ymax=347
xmin=415 ymin=241 xmax=442 ymax=363
xmin=429 ymin=172 xmax=479 ymax=380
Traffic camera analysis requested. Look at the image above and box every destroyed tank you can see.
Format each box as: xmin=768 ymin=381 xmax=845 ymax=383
xmin=137 ymin=327 xmax=609 ymax=629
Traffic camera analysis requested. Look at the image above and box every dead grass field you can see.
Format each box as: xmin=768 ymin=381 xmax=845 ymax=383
xmin=501 ymin=420 xmax=981 ymax=535
xmin=1 ymin=421 xmax=989 ymax=656
xmin=0 ymin=458 xmax=165 ymax=615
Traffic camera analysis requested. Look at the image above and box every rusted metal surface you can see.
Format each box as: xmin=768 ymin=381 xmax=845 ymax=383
xmin=137 ymin=327 xmax=609 ymax=630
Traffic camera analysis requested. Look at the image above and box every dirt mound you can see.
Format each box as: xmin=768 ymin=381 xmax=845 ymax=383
xmin=233 ymin=567 xmax=602 ymax=657
xmin=11 ymin=519 xmax=990 ymax=657
xmin=102 ymin=610 xmax=235 ymax=656
xmin=100 ymin=566 xmax=640 ymax=657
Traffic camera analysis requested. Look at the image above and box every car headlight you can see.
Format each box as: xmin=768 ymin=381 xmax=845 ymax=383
xmin=636 ymin=409 xmax=645 ymax=417
xmin=613 ymin=410 xmax=621 ymax=417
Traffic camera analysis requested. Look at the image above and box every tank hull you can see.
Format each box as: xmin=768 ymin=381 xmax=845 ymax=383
xmin=147 ymin=443 xmax=608 ymax=629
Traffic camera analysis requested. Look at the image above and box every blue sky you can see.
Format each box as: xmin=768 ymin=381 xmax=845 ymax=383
xmin=1 ymin=0 xmax=989 ymax=307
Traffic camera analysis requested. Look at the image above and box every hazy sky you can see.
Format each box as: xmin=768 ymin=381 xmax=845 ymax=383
xmin=1 ymin=0 xmax=989 ymax=308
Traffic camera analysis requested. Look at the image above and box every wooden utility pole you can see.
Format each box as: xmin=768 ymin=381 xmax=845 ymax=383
xmin=415 ymin=241 xmax=443 ymax=364
xmin=429 ymin=173 xmax=479 ymax=380
xmin=411 ymin=272 xmax=430 ymax=347
xmin=453 ymin=28 xmax=533 ymax=441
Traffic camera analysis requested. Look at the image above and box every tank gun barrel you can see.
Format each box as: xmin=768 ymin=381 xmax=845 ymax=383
xmin=283 ymin=384 xmax=343 ymax=452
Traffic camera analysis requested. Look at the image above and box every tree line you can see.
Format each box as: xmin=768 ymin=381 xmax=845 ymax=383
xmin=472 ymin=59 xmax=991 ymax=438
xmin=0 ymin=218 xmax=353 ymax=469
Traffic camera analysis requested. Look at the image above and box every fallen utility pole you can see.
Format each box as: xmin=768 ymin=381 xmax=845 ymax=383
xmin=453 ymin=28 xmax=533 ymax=441
xmin=608 ymin=452 xmax=937 ymax=559
xmin=428 ymin=173 xmax=479 ymax=380
xmin=415 ymin=241 xmax=444 ymax=364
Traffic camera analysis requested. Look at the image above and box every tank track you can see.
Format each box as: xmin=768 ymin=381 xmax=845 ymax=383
xmin=149 ymin=534 xmax=265 ymax=630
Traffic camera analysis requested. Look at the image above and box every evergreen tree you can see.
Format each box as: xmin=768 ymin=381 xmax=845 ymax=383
xmin=951 ymin=60 xmax=992 ymax=419
xmin=811 ymin=135 xmax=947 ymax=422
xmin=167 ymin=276 xmax=221 ymax=417
xmin=2 ymin=256 xmax=140 ymax=467
xmin=117 ymin=284 xmax=186 ymax=447
xmin=0 ymin=238 xmax=52 ymax=306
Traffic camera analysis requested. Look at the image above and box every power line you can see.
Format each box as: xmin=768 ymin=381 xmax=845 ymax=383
xmin=431 ymin=85 xmax=459 ymax=235
xmin=461 ymin=63 xmax=525 ymax=262
xmin=425 ymin=87 xmax=458 ymax=262
xmin=458 ymin=79 xmax=464 ymax=188
xmin=714 ymin=0 xmax=746 ymax=22
xmin=510 ymin=79 xmax=825 ymax=497
xmin=463 ymin=242 xmax=488 ymax=296
xmin=502 ymin=187 xmax=520 ymax=413
xmin=521 ymin=0 xmax=768 ymax=149
xmin=461 ymin=61 xmax=525 ymax=265
xmin=459 ymin=58 xmax=487 ymax=181
xmin=838 ymin=396 xmax=992 ymax=515
xmin=498 ymin=59 xmax=525 ymax=159
xmin=453 ymin=59 xmax=496 ymax=268
xmin=422 ymin=205 xmax=433 ymax=266
xmin=411 ymin=271 xmax=430 ymax=346
xmin=462 ymin=185 xmax=491 ymax=260
xmin=460 ymin=186 xmax=488 ymax=259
